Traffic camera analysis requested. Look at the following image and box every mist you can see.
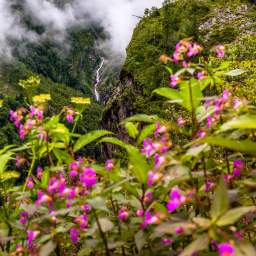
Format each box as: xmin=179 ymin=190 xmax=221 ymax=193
xmin=0 ymin=0 xmax=164 ymax=56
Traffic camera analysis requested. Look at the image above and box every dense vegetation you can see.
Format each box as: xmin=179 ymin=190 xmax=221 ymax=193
xmin=0 ymin=36 xmax=256 ymax=255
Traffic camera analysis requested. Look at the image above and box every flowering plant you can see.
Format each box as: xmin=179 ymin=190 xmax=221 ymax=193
xmin=0 ymin=38 xmax=256 ymax=256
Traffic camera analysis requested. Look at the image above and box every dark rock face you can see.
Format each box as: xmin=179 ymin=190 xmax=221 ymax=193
xmin=248 ymin=0 xmax=256 ymax=5
xmin=99 ymin=71 xmax=139 ymax=159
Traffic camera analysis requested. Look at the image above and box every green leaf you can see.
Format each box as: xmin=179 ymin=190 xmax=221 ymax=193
xmin=175 ymin=68 xmax=186 ymax=76
xmin=190 ymin=137 xmax=256 ymax=157
xmin=125 ymin=122 xmax=139 ymax=139
xmin=126 ymin=145 xmax=149 ymax=184
xmin=165 ymin=66 xmax=173 ymax=75
xmin=98 ymin=137 xmax=127 ymax=149
xmin=137 ymin=123 xmax=156 ymax=145
xmin=87 ymin=196 xmax=110 ymax=212
xmin=73 ymin=130 xmax=114 ymax=152
xmin=45 ymin=115 xmax=59 ymax=129
xmin=225 ymin=69 xmax=246 ymax=76
xmin=0 ymin=145 xmax=15 ymax=156
xmin=78 ymin=244 xmax=93 ymax=256
xmin=0 ymin=152 xmax=12 ymax=176
xmin=52 ymin=148 xmax=71 ymax=163
xmin=41 ymin=169 xmax=50 ymax=189
xmin=196 ymin=105 xmax=216 ymax=123
xmin=211 ymin=175 xmax=228 ymax=220
xmin=155 ymin=222 xmax=196 ymax=235
xmin=218 ymin=114 xmax=256 ymax=132
xmin=200 ymin=77 xmax=213 ymax=91
xmin=153 ymin=87 xmax=183 ymax=104
xmin=213 ymin=61 xmax=230 ymax=71
xmin=119 ymin=114 xmax=161 ymax=125
xmin=217 ymin=206 xmax=256 ymax=226
xmin=180 ymin=234 xmax=209 ymax=256
xmin=92 ymin=218 xmax=114 ymax=232
xmin=234 ymin=239 xmax=256 ymax=255
xmin=185 ymin=144 xmax=210 ymax=157
xmin=135 ymin=230 xmax=148 ymax=252
xmin=154 ymin=79 xmax=203 ymax=113
xmin=108 ymin=173 xmax=140 ymax=199
xmin=179 ymin=78 xmax=203 ymax=112
xmin=51 ymin=123 xmax=70 ymax=143
xmin=39 ymin=240 xmax=56 ymax=256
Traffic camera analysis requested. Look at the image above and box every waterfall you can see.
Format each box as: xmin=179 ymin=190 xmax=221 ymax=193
xmin=94 ymin=58 xmax=104 ymax=101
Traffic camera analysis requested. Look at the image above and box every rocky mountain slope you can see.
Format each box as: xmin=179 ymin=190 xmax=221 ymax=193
xmin=100 ymin=0 xmax=256 ymax=158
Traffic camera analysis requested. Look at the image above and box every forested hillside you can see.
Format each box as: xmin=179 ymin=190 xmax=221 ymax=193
xmin=100 ymin=0 xmax=256 ymax=158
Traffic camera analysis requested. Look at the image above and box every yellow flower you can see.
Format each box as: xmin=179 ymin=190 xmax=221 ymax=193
xmin=71 ymin=97 xmax=91 ymax=114
xmin=33 ymin=94 xmax=51 ymax=104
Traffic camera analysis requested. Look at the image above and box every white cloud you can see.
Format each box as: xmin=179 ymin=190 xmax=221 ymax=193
xmin=0 ymin=0 xmax=164 ymax=56
xmin=74 ymin=0 xmax=163 ymax=55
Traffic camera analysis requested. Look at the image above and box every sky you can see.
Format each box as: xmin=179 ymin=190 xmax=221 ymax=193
xmin=0 ymin=0 xmax=164 ymax=56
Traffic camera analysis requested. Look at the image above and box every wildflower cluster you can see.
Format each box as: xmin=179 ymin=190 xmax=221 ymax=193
xmin=3 ymin=39 xmax=256 ymax=256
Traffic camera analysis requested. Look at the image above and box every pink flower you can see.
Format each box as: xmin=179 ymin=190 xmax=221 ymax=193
xmin=162 ymin=237 xmax=172 ymax=243
xmin=70 ymin=229 xmax=79 ymax=244
xmin=79 ymin=168 xmax=97 ymax=189
xmin=81 ymin=205 xmax=90 ymax=214
xmin=20 ymin=212 xmax=27 ymax=225
xmin=29 ymin=106 xmax=43 ymax=120
xmin=154 ymin=153 xmax=166 ymax=170
xmin=218 ymin=243 xmax=234 ymax=256
xmin=143 ymin=192 xmax=153 ymax=204
xmin=69 ymin=162 xmax=79 ymax=177
xmin=167 ymin=189 xmax=186 ymax=213
xmin=16 ymin=155 xmax=26 ymax=167
xmin=170 ymin=75 xmax=181 ymax=87
xmin=215 ymin=45 xmax=225 ymax=58
xmin=141 ymin=210 xmax=160 ymax=229
xmin=233 ymin=169 xmax=241 ymax=177
xmin=198 ymin=131 xmax=207 ymax=138
xmin=106 ymin=159 xmax=114 ymax=170
xmin=234 ymin=160 xmax=243 ymax=169
xmin=205 ymin=180 xmax=215 ymax=193
xmin=148 ymin=171 xmax=162 ymax=186
xmin=175 ymin=227 xmax=184 ymax=234
xmin=27 ymin=230 xmax=40 ymax=245
xmin=187 ymin=44 xmax=203 ymax=57
xmin=27 ymin=177 xmax=34 ymax=189
xmin=234 ymin=100 xmax=243 ymax=109
xmin=36 ymin=190 xmax=52 ymax=206
xmin=137 ymin=210 xmax=144 ymax=217
xmin=10 ymin=108 xmax=26 ymax=127
xmin=154 ymin=121 xmax=167 ymax=137
xmin=74 ymin=214 xmax=88 ymax=229
xmin=119 ymin=207 xmax=129 ymax=220
xmin=50 ymin=211 xmax=58 ymax=222
xmin=66 ymin=108 xmax=75 ymax=123
xmin=159 ymin=54 xmax=172 ymax=63
xmin=222 ymin=90 xmax=231 ymax=101
xmin=38 ymin=131 xmax=49 ymax=141
xmin=233 ymin=160 xmax=243 ymax=177
xmin=36 ymin=167 xmax=43 ymax=179
xmin=142 ymin=139 xmax=154 ymax=157
xmin=178 ymin=118 xmax=184 ymax=127
xmin=207 ymin=115 xmax=215 ymax=128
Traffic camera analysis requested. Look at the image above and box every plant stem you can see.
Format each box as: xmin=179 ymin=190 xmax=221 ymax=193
xmin=72 ymin=116 xmax=79 ymax=134
xmin=15 ymin=151 xmax=36 ymax=211
xmin=110 ymin=198 xmax=125 ymax=256
xmin=92 ymin=208 xmax=110 ymax=256
xmin=188 ymin=79 xmax=196 ymax=140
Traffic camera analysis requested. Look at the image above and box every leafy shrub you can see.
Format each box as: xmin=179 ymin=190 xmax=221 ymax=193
xmin=1 ymin=38 xmax=256 ymax=256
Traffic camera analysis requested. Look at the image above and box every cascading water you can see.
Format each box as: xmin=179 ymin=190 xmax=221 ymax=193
xmin=94 ymin=58 xmax=104 ymax=101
